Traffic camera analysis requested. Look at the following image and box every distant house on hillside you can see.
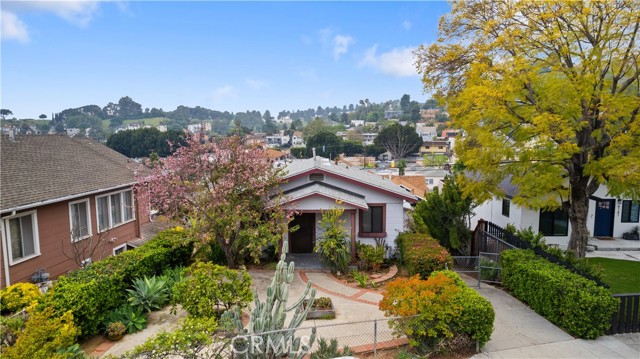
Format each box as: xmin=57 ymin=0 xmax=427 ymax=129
xmin=0 ymin=135 xmax=151 ymax=288
xmin=279 ymin=157 xmax=419 ymax=257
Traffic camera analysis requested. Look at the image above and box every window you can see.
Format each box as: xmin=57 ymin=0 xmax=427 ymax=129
xmin=309 ymin=173 xmax=325 ymax=181
xmin=502 ymin=199 xmax=510 ymax=218
xmin=539 ymin=209 xmax=568 ymax=236
xmin=113 ymin=243 xmax=136 ymax=255
xmin=622 ymin=200 xmax=639 ymax=223
xmin=3 ymin=211 xmax=40 ymax=264
xmin=427 ymin=178 xmax=434 ymax=185
xmin=360 ymin=205 xmax=385 ymax=237
xmin=69 ymin=199 xmax=91 ymax=241
xmin=96 ymin=189 xmax=135 ymax=232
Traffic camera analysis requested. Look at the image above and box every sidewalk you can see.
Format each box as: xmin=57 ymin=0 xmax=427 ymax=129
xmin=468 ymin=279 xmax=640 ymax=359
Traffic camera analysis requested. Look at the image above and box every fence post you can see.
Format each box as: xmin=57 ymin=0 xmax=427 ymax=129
xmin=373 ymin=318 xmax=378 ymax=358
xmin=478 ymin=255 xmax=482 ymax=288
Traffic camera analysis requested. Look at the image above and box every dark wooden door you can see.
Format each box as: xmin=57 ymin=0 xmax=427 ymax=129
xmin=289 ymin=213 xmax=315 ymax=253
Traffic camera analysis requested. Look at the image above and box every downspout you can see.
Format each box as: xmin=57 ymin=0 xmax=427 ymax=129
xmin=1 ymin=221 xmax=11 ymax=287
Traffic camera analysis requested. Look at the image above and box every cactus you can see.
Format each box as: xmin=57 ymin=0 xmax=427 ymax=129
xmin=222 ymin=240 xmax=317 ymax=359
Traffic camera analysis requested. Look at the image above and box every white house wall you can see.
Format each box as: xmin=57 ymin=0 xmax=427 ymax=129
xmin=282 ymin=172 xmax=407 ymax=249
xmin=470 ymin=184 xmax=638 ymax=248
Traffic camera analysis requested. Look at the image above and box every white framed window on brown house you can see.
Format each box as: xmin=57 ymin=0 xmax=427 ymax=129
xmin=96 ymin=189 xmax=135 ymax=232
xmin=2 ymin=210 xmax=40 ymax=265
xmin=359 ymin=204 xmax=386 ymax=237
xmin=69 ymin=199 xmax=92 ymax=241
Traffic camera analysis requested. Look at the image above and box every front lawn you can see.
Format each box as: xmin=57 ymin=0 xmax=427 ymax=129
xmin=587 ymin=257 xmax=640 ymax=294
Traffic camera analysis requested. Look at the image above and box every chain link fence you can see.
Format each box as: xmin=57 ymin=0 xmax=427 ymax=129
xmin=229 ymin=317 xmax=408 ymax=358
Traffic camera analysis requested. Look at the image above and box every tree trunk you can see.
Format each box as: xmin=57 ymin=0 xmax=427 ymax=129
xmin=567 ymin=180 xmax=591 ymax=258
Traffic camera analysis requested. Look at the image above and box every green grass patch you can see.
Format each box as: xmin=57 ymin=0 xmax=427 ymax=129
xmin=123 ymin=117 xmax=168 ymax=126
xmin=588 ymin=257 xmax=640 ymax=294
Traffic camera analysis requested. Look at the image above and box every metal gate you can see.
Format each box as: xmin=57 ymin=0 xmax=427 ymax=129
xmin=451 ymin=252 xmax=502 ymax=287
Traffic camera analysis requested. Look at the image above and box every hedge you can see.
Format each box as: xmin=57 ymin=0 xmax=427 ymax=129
xmin=397 ymin=232 xmax=453 ymax=279
xmin=501 ymin=249 xmax=618 ymax=339
xmin=43 ymin=229 xmax=193 ymax=337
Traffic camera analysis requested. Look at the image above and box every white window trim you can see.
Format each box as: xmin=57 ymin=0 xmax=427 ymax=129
xmin=69 ymin=198 xmax=92 ymax=242
xmin=95 ymin=189 xmax=136 ymax=233
xmin=2 ymin=210 xmax=41 ymax=266
xmin=113 ymin=243 xmax=136 ymax=256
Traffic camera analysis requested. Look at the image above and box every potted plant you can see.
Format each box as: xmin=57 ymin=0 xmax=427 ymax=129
xmin=623 ymin=226 xmax=640 ymax=241
xmin=106 ymin=321 xmax=126 ymax=341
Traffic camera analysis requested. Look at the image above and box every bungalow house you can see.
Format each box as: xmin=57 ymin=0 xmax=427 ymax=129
xmin=0 ymin=135 xmax=150 ymax=288
xmin=470 ymin=179 xmax=639 ymax=247
xmin=279 ymin=157 xmax=419 ymax=257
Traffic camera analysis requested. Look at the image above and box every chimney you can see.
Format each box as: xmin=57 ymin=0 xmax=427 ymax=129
xmin=312 ymin=148 xmax=316 ymax=159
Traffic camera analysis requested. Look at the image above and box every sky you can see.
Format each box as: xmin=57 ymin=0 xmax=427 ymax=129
xmin=1 ymin=1 xmax=451 ymax=119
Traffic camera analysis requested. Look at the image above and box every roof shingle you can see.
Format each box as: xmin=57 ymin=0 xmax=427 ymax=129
xmin=1 ymin=135 xmax=140 ymax=212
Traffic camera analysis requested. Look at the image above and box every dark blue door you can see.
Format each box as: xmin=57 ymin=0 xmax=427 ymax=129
xmin=594 ymin=199 xmax=615 ymax=237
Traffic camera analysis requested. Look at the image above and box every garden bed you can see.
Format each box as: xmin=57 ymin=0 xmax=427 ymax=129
xmin=304 ymin=297 xmax=336 ymax=320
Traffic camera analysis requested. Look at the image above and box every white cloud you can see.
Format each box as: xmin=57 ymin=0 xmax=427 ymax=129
xmin=212 ymin=85 xmax=237 ymax=103
xmin=333 ymin=34 xmax=354 ymax=60
xmin=246 ymin=78 xmax=266 ymax=90
xmin=297 ymin=67 xmax=319 ymax=81
xmin=4 ymin=1 xmax=101 ymax=27
xmin=402 ymin=20 xmax=412 ymax=30
xmin=358 ymin=45 xmax=418 ymax=77
xmin=1 ymin=11 xmax=29 ymax=42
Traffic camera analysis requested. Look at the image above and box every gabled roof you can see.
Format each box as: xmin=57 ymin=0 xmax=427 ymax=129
xmin=1 ymin=135 xmax=139 ymax=213
xmin=281 ymin=181 xmax=368 ymax=209
xmin=283 ymin=157 xmax=419 ymax=203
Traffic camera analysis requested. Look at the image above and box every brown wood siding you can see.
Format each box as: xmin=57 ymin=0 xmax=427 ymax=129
xmin=1 ymin=187 xmax=142 ymax=288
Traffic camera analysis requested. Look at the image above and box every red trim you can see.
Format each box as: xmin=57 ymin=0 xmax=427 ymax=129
xmin=358 ymin=203 xmax=387 ymax=238
xmin=285 ymin=168 xmax=418 ymax=203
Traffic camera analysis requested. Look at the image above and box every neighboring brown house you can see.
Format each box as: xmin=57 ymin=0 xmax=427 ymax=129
xmin=390 ymin=175 xmax=427 ymax=199
xmin=0 ymin=135 xmax=150 ymax=288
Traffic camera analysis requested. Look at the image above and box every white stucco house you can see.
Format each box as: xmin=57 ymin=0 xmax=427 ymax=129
xmin=279 ymin=157 xmax=420 ymax=257
xmin=470 ymin=181 xmax=639 ymax=248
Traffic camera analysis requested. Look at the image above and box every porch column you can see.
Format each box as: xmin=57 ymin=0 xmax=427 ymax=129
xmin=350 ymin=210 xmax=357 ymax=261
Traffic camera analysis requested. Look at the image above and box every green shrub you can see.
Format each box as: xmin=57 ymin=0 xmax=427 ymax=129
xmin=315 ymin=208 xmax=351 ymax=273
xmin=172 ymin=261 xmax=253 ymax=318
xmin=159 ymin=266 xmax=185 ymax=294
xmin=351 ymin=270 xmax=369 ymax=288
xmin=0 ymin=282 xmax=42 ymax=313
xmin=105 ymin=305 xmax=148 ymax=334
xmin=120 ymin=316 xmax=224 ymax=358
xmin=43 ymin=228 xmax=193 ymax=337
xmin=380 ymin=270 xmax=494 ymax=353
xmin=311 ymin=338 xmax=353 ymax=359
xmin=397 ymin=233 xmax=453 ymax=279
xmin=2 ymin=307 xmax=79 ymax=359
xmin=0 ymin=315 xmax=26 ymax=349
xmin=501 ymin=249 xmax=618 ymax=339
xmin=127 ymin=276 xmax=170 ymax=313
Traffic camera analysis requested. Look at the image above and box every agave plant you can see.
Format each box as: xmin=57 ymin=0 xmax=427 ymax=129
xmin=126 ymin=275 xmax=169 ymax=313
xmin=105 ymin=305 xmax=148 ymax=334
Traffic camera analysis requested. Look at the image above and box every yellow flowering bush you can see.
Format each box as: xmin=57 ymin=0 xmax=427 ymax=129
xmin=0 ymin=282 xmax=42 ymax=313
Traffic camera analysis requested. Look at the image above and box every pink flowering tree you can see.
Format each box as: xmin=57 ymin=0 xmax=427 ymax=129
xmin=137 ymin=135 xmax=291 ymax=267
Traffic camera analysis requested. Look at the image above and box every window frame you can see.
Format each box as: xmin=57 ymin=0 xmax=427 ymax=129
xmin=358 ymin=204 xmax=386 ymax=238
xmin=502 ymin=199 xmax=510 ymax=218
xmin=95 ymin=189 xmax=136 ymax=233
xmin=539 ymin=209 xmax=569 ymax=236
xmin=113 ymin=243 xmax=137 ymax=256
xmin=2 ymin=210 xmax=41 ymax=266
xmin=69 ymin=198 xmax=92 ymax=242
xmin=621 ymin=200 xmax=640 ymax=223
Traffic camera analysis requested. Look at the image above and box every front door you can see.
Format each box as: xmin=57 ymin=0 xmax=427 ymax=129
xmin=594 ymin=199 xmax=615 ymax=237
xmin=289 ymin=213 xmax=315 ymax=253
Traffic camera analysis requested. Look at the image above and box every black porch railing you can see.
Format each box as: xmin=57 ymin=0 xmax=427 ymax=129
xmin=607 ymin=293 xmax=640 ymax=335
xmin=473 ymin=220 xmax=608 ymax=288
